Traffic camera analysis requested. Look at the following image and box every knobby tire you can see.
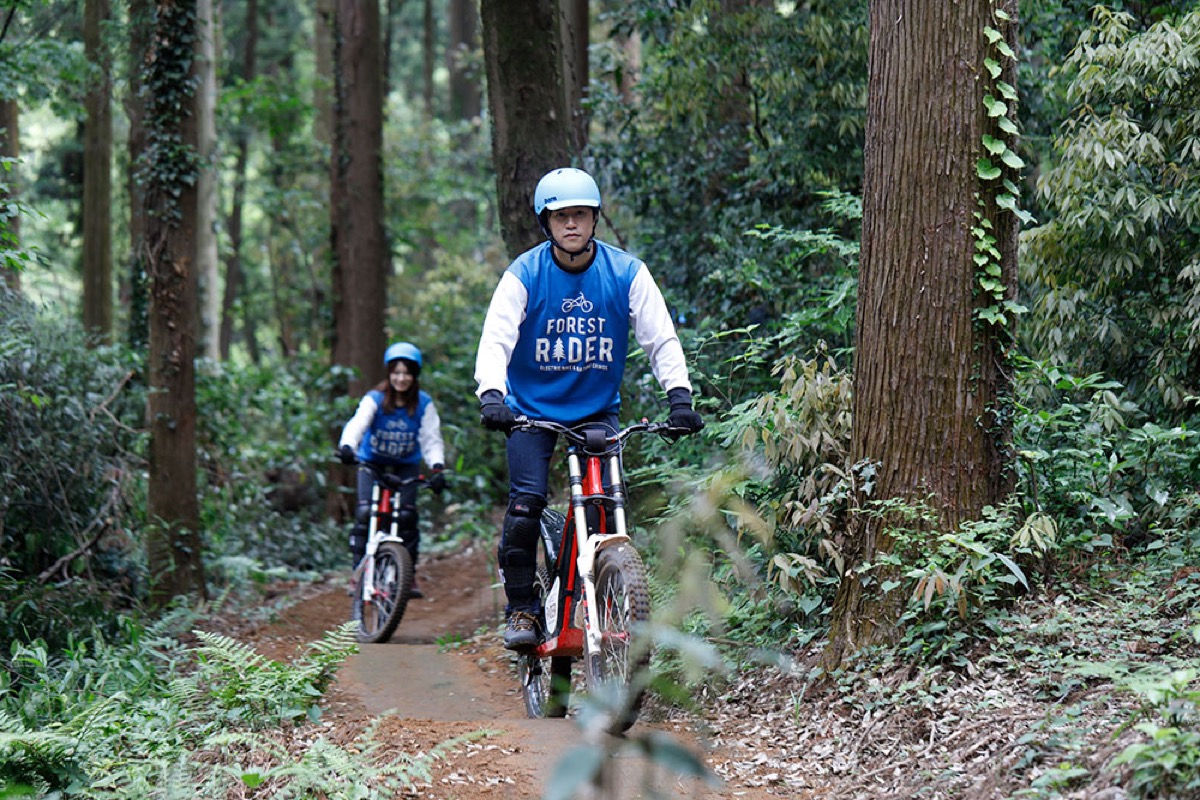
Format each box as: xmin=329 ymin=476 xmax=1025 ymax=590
xmin=586 ymin=543 xmax=652 ymax=734
xmin=352 ymin=541 xmax=414 ymax=644
xmin=521 ymin=568 xmax=572 ymax=718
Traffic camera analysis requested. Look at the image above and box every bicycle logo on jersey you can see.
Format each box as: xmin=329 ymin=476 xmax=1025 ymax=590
xmin=561 ymin=292 xmax=594 ymax=314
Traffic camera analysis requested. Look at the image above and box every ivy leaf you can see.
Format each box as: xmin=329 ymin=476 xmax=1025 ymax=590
xmin=983 ymin=95 xmax=1008 ymax=117
xmin=996 ymin=193 xmax=1017 ymax=210
xmin=998 ymin=81 xmax=1018 ymax=101
xmin=982 ymin=135 xmax=1007 ymax=155
xmin=995 ymin=40 xmax=1016 ymax=59
xmin=998 ymin=117 xmax=1018 ymax=135
xmin=985 ymin=58 xmax=1001 ymax=79
xmin=1003 ymin=300 xmax=1029 ymax=315
xmin=980 ymin=277 xmax=1004 ymax=294
xmin=984 ymin=26 xmax=1003 ymax=44
xmin=977 ymin=306 xmax=1008 ymax=325
xmin=1001 ymin=150 xmax=1026 ymax=169
xmin=977 ymin=158 xmax=1002 ymax=180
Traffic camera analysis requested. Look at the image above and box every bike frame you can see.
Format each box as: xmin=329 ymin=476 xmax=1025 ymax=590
xmin=358 ymin=469 xmax=418 ymax=603
xmin=535 ymin=426 xmax=641 ymax=661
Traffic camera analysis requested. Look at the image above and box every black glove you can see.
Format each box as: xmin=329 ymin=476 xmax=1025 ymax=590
xmin=666 ymin=387 xmax=705 ymax=434
xmin=429 ymin=465 xmax=446 ymax=496
xmin=338 ymin=445 xmax=357 ymax=465
xmin=479 ymin=390 xmax=516 ymax=432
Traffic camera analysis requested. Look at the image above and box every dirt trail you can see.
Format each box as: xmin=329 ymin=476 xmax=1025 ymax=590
xmin=247 ymin=542 xmax=760 ymax=799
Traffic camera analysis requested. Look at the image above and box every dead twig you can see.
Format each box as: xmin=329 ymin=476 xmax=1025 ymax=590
xmin=37 ymin=482 xmax=123 ymax=584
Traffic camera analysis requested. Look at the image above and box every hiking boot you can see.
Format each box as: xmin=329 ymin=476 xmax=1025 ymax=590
xmin=408 ymin=576 xmax=424 ymax=599
xmin=503 ymin=611 xmax=540 ymax=651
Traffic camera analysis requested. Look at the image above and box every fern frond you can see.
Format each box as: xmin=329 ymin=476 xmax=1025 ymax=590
xmin=191 ymin=629 xmax=269 ymax=672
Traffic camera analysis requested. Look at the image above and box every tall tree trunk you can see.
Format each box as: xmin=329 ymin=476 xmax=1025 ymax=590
xmin=0 ymin=98 xmax=21 ymax=292
xmin=82 ymin=0 xmax=113 ymax=343
xmin=331 ymin=0 xmax=386 ymax=381
xmin=447 ymin=0 xmax=480 ymax=121
xmin=220 ymin=0 xmax=258 ymax=360
xmin=196 ymin=0 xmax=220 ymax=360
xmin=561 ymin=0 xmax=588 ymax=152
xmin=822 ymin=0 xmax=1019 ymax=669
xmin=144 ymin=0 xmax=206 ymax=606
xmin=480 ymin=0 xmax=573 ymax=259
xmin=125 ymin=0 xmax=152 ymax=351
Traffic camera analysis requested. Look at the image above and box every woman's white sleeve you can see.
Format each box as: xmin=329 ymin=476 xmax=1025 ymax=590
xmin=629 ymin=266 xmax=693 ymax=393
xmin=474 ymin=271 xmax=528 ymax=399
xmin=419 ymin=403 xmax=446 ymax=467
xmin=338 ymin=395 xmax=379 ymax=450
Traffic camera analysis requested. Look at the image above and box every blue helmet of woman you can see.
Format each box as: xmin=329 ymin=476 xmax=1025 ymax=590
xmin=384 ymin=341 xmax=422 ymax=370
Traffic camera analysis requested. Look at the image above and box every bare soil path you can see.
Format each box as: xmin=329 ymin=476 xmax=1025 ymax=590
xmin=241 ymin=542 xmax=769 ymax=799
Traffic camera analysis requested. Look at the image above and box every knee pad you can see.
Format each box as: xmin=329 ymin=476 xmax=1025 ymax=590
xmin=354 ymin=502 xmax=372 ymax=526
xmin=500 ymin=494 xmax=546 ymax=554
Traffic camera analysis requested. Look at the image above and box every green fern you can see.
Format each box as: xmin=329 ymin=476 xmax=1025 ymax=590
xmin=186 ymin=623 xmax=358 ymax=728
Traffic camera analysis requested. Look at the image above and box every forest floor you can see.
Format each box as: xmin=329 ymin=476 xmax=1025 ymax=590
xmin=230 ymin=541 xmax=1181 ymax=799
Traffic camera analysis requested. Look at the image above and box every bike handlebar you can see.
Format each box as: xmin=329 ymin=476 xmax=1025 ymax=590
xmin=509 ymin=417 xmax=694 ymax=451
xmin=339 ymin=457 xmax=432 ymax=491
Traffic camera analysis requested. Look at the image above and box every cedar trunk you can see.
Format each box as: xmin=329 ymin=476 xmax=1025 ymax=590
xmin=331 ymin=0 xmax=385 ymax=394
xmin=82 ymin=0 xmax=113 ymax=342
xmin=480 ymin=0 xmax=574 ymax=259
xmin=822 ymin=0 xmax=1018 ymax=668
xmin=144 ymin=0 xmax=206 ymax=605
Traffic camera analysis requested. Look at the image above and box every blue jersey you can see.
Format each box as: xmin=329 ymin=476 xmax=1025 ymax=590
xmin=353 ymin=390 xmax=436 ymax=466
xmin=505 ymin=241 xmax=638 ymax=421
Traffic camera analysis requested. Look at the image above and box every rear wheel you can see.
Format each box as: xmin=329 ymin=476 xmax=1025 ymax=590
xmin=585 ymin=544 xmax=652 ymax=734
xmin=353 ymin=542 xmax=414 ymax=644
xmin=519 ymin=565 xmax=572 ymax=718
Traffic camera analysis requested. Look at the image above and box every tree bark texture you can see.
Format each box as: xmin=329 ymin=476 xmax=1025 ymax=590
xmin=82 ymin=0 xmax=113 ymax=343
xmin=822 ymin=0 xmax=1019 ymax=668
xmin=481 ymin=0 xmax=574 ymax=259
xmin=144 ymin=0 xmax=207 ymax=605
xmin=331 ymin=0 xmax=386 ymax=395
xmin=1 ymin=98 xmax=21 ymax=291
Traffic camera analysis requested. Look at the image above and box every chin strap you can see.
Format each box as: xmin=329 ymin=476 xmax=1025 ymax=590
xmin=551 ymin=235 xmax=594 ymax=261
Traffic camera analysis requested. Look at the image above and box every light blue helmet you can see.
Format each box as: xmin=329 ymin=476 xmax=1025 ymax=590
xmin=383 ymin=341 xmax=422 ymax=370
xmin=533 ymin=168 xmax=601 ymax=216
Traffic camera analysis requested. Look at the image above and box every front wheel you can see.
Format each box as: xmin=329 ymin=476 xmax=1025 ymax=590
xmin=519 ymin=566 xmax=572 ymax=718
xmin=353 ymin=542 xmax=414 ymax=644
xmin=585 ymin=544 xmax=652 ymax=734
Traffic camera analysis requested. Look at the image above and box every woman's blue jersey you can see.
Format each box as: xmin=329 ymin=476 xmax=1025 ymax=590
xmin=355 ymin=390 xmax=435 ymax=465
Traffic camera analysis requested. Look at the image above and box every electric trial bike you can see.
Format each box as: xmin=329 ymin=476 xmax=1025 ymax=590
xmin=509 ymin=418 xmax=690 ymax=734
xmin=347 ymin=460 xmax=428 ymax=644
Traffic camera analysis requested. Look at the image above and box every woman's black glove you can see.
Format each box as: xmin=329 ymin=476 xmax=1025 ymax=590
xmin=429 ymin=465 xmax=446 ymax=496
xmin=338 ymin=445 xmax=357 ymax=465
xmin=666 ymin=388 xmax=705 ymax=434
xmin=479 ymin=390 xmax=516 ymax=432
